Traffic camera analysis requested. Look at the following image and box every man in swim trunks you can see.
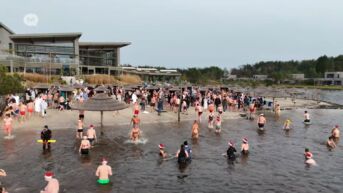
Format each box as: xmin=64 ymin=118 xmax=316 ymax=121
xmin=96 ymin=158 xmax=112 ymax=185
xmin=241 ymin=138 xmax=249 ymax=155
xmin=304 ymin=111 xmax=310 ymax=123
xmin=76 ymin=119 xmax=84 ymax=139
xmin=19 ymin=102 xmax=27 ymax=123
xmin=79 ymin=110 xmax=85 ymax=121
xmin=3 ymin=114 xmax=13 ymax=137
xmin=159 ymin=144 xmax=168 ymax=158
xmin=248 ymin=102 xmax=256 ymax=120
xmin=87 ymin=125 xmax=97 ymax=147
xmin=27 ymin=100 xmax=34 ymax=118
xmin=257 ymin=114 xmax=266 ymax=129
xmin=40 ymin=171 xmax=59 ymax=193
xmin=79 ymin=135 xmax=91 ymax=155
xmin=191 ymin=120 xmax=199 ymax=139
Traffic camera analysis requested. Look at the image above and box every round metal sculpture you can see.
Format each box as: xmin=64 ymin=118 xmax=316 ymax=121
xmin=71 ymin=93 xmax=129 ymax=133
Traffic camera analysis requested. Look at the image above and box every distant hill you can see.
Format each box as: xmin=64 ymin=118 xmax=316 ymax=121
xmin=230 ymin=55 xmax=343 ymax=79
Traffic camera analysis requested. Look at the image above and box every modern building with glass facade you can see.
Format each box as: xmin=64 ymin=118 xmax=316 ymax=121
xmin=0 ymin=22 xmax=130 ymax=76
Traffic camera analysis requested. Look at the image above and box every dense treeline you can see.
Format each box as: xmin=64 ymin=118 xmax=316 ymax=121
xmin=178 ymin=66 xmax=226 ymax=84
xmin=231 ymin=55 xmax=343 ymax=79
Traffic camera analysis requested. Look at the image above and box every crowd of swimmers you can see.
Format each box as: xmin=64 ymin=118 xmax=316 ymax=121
xmin=0 ymin=85 xmax=342 ymax=192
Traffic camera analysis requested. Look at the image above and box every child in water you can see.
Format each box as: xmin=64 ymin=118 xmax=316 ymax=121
xmin=304 ymin=148 xmax=316 ymax=165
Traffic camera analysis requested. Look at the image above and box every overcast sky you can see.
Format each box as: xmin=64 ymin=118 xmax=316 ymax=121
xmin=1 ymin=0 xmax=343 ymax=69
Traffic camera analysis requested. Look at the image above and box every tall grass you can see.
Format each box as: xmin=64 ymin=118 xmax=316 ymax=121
xmin=83 ymin=74 xmax=142 ymax=85
xmin=117 ymin=74 xmax=142 ymax=84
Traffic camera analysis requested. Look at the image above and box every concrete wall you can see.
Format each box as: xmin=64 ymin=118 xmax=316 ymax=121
xmin=0 ymin=28 xmax=13 ymax=55
xmin=325 ymin=72 xmax=343 ymax=79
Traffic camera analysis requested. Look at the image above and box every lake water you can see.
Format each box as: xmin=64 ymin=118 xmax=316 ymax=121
xmin=1 ymin=106 xmax=343 ymax=193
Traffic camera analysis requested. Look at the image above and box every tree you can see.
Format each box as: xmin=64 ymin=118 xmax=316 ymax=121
xmin=0 ymin=66 xmax=24 ymax=95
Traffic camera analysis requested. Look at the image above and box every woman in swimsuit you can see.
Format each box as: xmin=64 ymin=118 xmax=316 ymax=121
xmin=130 ymin=126 xmax=141 ymax=142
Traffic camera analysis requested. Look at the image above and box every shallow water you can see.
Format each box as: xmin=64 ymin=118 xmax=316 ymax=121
xmin=1 ymin=109 xmax=343 ymax=193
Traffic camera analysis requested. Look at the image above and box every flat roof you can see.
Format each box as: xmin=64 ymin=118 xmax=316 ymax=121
xmin=10 ymin=33 xmax=82 ymax=41
xmin=0 ymin=22 xmax=15 ymax=34
xmin=79 ymin=42 xmax=131 ymax=48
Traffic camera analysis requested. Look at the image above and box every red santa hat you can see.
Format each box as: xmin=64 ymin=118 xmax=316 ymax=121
xmin=44 ymin=171 xmax=54 ymax=178
xmin=90 ymin=124 xmax=94 ymax=128
xmin=228 ymin=141 xmax=234 ymax=146
xmin=159 ymin=144 xmax=165 ymax=149
xmin=242 ymin=138 xmax=248 ymax=143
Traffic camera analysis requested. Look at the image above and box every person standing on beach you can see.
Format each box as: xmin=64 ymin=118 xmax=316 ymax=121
xmin=40 ymin=171 xmax=59 ymax=193
xmin=96 ymin=158 xmax=113 ymax=185
xmin=19 ymin=102 xmax=27 ymax=123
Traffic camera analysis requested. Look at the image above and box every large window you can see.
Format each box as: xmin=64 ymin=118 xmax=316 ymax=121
xmin=80 ymin=49 xmax=117 ymax=66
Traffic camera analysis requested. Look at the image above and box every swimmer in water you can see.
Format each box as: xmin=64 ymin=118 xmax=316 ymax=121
xmin=3 ymin=114 xmax=13 ymax=137
xmin=87 ymin=124 xmax=97 ymax=147
xmin=184 ymin=141 xmax=192 ymax=160
xmin=241 ymin=138 xmax=249 ymax=155
xmin=41 ymin=125 xmax=52 ymax=150
xmin=76 ymin=119 xmax=84 ymax=139
xmin=0 ymin=169 xmax=6 ymax=176
xmin=327 ymin=136 xmax=336 ymax=149
xmin=283 ymin=119 xmax=292 ymax=130
xmin=40 ymin=171 xmax=59 ymax=193
xmin=275 ymin=103 xmax=281 ymax=117
xmin=96 ymin=158 xmax=112 ymax=185
xmin=208 ymin=112 xmax=215 ymax=129
xmin=176 ymin=144 xmax=189 ymax=163
xmin=304 ymin=151 xmax=316 ymax=165
xmin=130 ymin=125 xmax=141 ymax=142
xmin=159 ymin=144 xmax=168 ymax=158
xmin=304 ymin=111 xmax=310 ymax=123
xmin=79 ymin=135 xmax=91 ymax=155
xmin=257 ymin=114 xmax=266 ymax=129
xmin=0 ymin=185 xmax=8 ymax=193
xmin=191 ymin=120 xmax=199 ymax=139
xmin=227 ymin=141 xmax=237 ymax=160
xmin=215 ymin=115 xmax=222 ymax=133
xmin=331 ymin=125 xmax=340 ymax=139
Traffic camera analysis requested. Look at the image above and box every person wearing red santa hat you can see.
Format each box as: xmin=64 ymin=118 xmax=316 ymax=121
xmin=40 ymin=171 xmax=59 ymax=193
xmin=304 ymin=148 xmax=316 ymax=165
xmin=159 ymin=144 xmax=168 ymax=158
xmin=96 ymin=158 xmax=112 ymax=185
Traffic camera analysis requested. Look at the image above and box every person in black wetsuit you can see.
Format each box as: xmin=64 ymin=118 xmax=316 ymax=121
xmin=227 ymin=141 xmax=237 ymax=160
xmin=41 ymin=125 xmax=52 ymax=150
xmin=176 ymin=145 xmax=189 ymax=163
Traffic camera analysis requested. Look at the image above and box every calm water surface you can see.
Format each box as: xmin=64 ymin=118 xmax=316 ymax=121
xmin=1 ymin=109 xmax=343 ymax=193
